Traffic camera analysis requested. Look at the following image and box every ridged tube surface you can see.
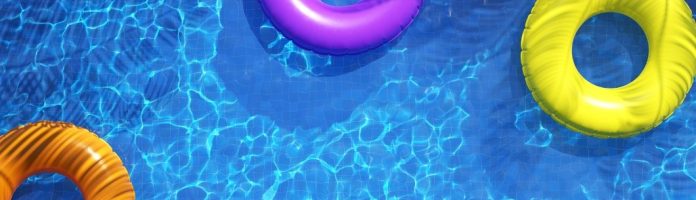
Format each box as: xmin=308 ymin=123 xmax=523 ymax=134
xmin=521 ymin=0 xmax=696 ymax=137
xmin=0 ymin=121 xmax=135 ymax=200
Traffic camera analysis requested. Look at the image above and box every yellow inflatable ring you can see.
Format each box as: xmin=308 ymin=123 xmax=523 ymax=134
xmin=521 ymin=0 xmax=696 ymax=138
xmin=0 ymin=121 xmax=135 ymax=200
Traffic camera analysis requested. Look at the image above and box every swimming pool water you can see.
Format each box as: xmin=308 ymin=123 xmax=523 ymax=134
xmin=1 ymin=0 xmax=696 ymax=199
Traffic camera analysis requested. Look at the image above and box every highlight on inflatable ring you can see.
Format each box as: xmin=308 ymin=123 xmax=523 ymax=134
xmin=521 ymin=0 xmax=696 ymax=138
xmin=0 ymin=121 xmax=134 ymax=200
xmin=258 ymin=0 xmax=422 ymax=55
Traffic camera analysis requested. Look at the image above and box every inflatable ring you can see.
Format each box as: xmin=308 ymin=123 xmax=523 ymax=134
xmin=521 ymin=0 xmax=696 ymax=137
xmin=259 ymin=0 xmax=422 ymax=55
xmin=0 ymin=121 xmax=134 ymax=199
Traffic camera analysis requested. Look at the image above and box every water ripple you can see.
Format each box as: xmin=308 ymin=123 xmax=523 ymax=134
xmin=1 ymin=0 xmax=696 ymax=199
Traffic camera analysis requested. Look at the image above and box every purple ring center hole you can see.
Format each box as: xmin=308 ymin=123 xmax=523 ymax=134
xmin=321 ymin=0 xmax=361 ymax=6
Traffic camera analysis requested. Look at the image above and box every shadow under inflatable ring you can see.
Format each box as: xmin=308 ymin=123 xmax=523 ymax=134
xmin=521 ymin=0 xmax=696 ymax=138
xmin=0 ymin=121 xmax=134 ymax=199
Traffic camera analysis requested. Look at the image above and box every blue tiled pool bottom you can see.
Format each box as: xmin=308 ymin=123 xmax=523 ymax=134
xmin=1 ymin=0 xmax=696 ymax=199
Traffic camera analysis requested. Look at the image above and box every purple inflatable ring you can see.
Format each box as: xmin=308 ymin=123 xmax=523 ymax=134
xmin=258 ymin=0 xmax=422 ymax=55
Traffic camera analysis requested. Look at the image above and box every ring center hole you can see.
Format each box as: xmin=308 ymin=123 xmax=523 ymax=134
xmin=573 ymin=13 xmax=648 ymax=88
xmin=321 ymin=0 xmax=361 ymax=6
xmin=13 ymin=173 xmax=83 ymax=199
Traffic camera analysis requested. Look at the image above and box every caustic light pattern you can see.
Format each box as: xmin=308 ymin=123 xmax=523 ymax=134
xmin=1 ymin=0 xmax=696 ymax=199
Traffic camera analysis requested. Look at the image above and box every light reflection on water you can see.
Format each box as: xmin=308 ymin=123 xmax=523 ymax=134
xmin=0 ymin=0 xmax=695 ymax=199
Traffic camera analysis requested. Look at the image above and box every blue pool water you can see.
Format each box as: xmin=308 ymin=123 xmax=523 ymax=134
xmin=1 ymin=0 xmax=696 ymax=199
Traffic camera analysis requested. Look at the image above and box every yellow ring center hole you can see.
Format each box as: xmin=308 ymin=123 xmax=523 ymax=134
xmin=572 ymin=13 xmax=648 ymax=88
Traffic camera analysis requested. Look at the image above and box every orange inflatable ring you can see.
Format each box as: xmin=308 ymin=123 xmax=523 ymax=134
xmin=0 ymin=121 xmax=134 ymax=200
